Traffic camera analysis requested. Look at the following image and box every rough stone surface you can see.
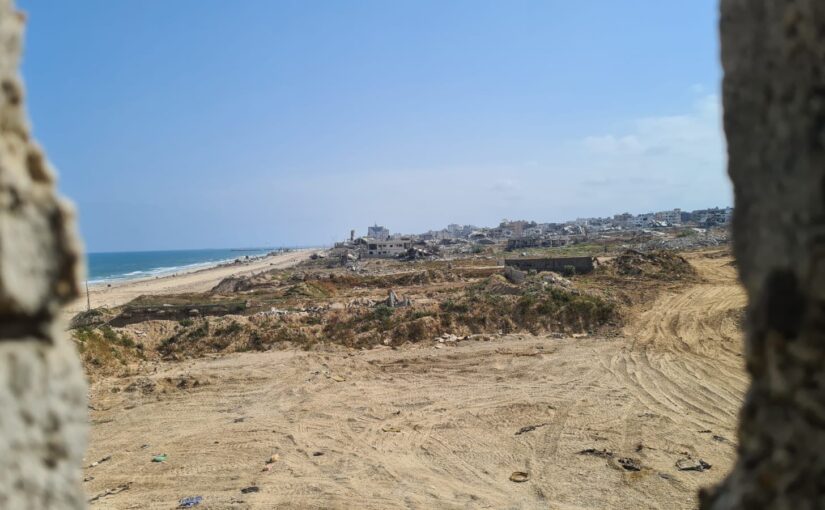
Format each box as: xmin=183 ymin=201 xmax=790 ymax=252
xmin=0 ymin=1 xmax=87 ymax=509
xmin=702 ymin=1 xmax=825 ymax=508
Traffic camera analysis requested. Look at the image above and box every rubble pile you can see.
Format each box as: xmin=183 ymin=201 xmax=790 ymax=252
xmin=607 ymin=250 xmax=698 ymax=281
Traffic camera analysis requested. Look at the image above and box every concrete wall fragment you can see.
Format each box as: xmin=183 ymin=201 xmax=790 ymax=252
xmin=702 ymin=1 xmax=825 ymax=508
xmin=0 ymin=1 xmax=87 ymax=508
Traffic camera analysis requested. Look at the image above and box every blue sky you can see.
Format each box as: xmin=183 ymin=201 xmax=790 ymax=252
xmin=18 ymin=0 xmax=726 ymax=252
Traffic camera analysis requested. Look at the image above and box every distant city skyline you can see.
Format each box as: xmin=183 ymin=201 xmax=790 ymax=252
xmin=20 ymin=0 xmax=726 ymax=252
xmin=365 ymin=204 xmax=731 ymax=238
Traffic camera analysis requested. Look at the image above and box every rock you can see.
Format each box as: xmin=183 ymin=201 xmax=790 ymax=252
xmin=578 ymin=448 xmax=614 ymax=459
xmin=676 ymin=457 xmax=711 ymax=472
xmin=618 ymin=457 xmax=642 ymax=471
xmin=514 ymin=423 xmax=548 ymax=435
xmin=504 ymin=265 xmax=526 ymax=284
xmin=509 ymin=471 xmax=529 ymax=483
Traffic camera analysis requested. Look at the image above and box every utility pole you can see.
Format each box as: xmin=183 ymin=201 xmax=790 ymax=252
xmin=85 ymin=279 xmax=90 ymax=312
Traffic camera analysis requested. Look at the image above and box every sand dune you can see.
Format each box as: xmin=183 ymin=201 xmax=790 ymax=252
xmin=82 ymin=252 xmax=747 ymax=509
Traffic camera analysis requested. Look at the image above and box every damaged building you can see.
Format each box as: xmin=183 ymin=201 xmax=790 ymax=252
xmin=362 ymin=238 xmax=413 ymax=258
xmin=504 ymin=256 xmax=595 ymax=275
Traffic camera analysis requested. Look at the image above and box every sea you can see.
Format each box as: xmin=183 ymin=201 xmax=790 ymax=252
xmin=86 ymin=248 xmax=275 ymax=284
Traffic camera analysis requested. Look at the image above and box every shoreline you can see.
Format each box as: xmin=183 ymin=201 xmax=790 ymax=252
xmin=64 ymin=248 xmax=317 ymax=317
xmin=87 ymin=251 xmax=277 ymax=289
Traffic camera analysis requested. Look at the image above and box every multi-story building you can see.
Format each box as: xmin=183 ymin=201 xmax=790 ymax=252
xmin=655 ymin=208 xmax=682 ymax=226
xmin=367 ymin=224 xmax=390 ymax=240
xmin=362 ymin=238 xmax=413 ymax=257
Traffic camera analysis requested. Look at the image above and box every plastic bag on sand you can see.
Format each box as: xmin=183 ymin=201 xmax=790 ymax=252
xmin=179 ymin=495 xmax=202 ymax=507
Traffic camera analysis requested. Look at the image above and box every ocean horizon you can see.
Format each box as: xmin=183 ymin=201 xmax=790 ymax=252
xmin=85 ymin=248 xmax=278 ymax=284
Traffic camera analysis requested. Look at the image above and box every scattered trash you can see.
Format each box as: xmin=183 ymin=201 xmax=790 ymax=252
xmin=88 ymin=455 xmax=112 ymax=468
xmin=88 ymin=482 xmax=132 ymax=503
xmin=240 ymin=486 xmax=260 ymax=494
xmin=515 ymin=423 xmax=548 ymax=436
xmin=178 ymin=495 xmax=203 ymax=508
xmin=676 ymin=458 xmax=712 ymax=472
xmin=152 ymin=454 xmax=168 ymax=463
xmin=382 ymin=425 xmax=401 ymax=433
xmin=83 ymin=476 xmax=95 ymax=482
xmin=312 ymin=451 xmax=324 ymax=457
xmin=233 ymin=417 xmax=246 ymax=423
xmin=577 ymin=448 xmax=614 ymax=459
xmin=262 ymin=454 xmax=279 ymax=472
xmin=617 ymin=457 xmax=642 ymax=471
xmin=140 ymin=444 xmax=150 ymax=449
xmin=712 ymin=435 xmax=728 ymax=443
xmin=509 ymin=471 xmax=529 ymax=483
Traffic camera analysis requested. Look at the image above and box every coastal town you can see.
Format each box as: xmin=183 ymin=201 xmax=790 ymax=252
xmin=331 ymin=206 xmax=732 ymax=260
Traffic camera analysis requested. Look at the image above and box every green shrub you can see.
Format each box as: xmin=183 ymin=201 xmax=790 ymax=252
xmin=214 ymin=320 xmax=242 ymax=336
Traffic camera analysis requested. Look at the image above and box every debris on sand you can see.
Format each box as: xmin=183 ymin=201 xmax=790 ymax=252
xmin=617 ymin=457 xmax=642 ymax=471
xmin=88 ymin=482 xmax=132 ymax=503
xmin=577 ymin=448 xmax=614 ymax=459
xmin=515 ymin=423 xmax=548 ymax=436
xmin=241 ymin=486 xmax=260 ymax=494
xmin=88 ymin=454 xmax=112 ymax=468
xmin=509 ymin=471 xmax=530 ymax=483
xmin=675 ymin=457 xmax=712 ymax=472
xmin=262 ymin=454 xmax=279 ymax=472
xmin=382 ymin=425 xmax=401 ymax=433
xmin=151 ymin=453 xmax=168 ymax=463
xmin=178 ymin=495 xmax=203 ymax=508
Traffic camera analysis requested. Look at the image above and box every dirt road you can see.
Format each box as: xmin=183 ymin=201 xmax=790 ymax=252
xmin=83 ymin=252 xmax=747 ymax=509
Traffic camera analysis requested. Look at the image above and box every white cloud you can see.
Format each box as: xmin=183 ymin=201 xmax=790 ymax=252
xmin=566 ymin=93 xmax=729 ymax=213
xmin=582 ymin=134 xmax=645 ymax=155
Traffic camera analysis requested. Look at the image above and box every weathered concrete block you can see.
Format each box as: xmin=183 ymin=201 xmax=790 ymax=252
xmin=0 ymin=1 xmax=87 ymax=508
xmin=703 ymin=1 xmax=825 ymax=508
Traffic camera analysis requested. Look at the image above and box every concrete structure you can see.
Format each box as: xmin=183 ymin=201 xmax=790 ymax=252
xmin=701 ymin=3 xmax=825 ymax=508
xmin=0 ymin=1 xmax=88 ymax=507
xmin=367 ymin=224 xmax=390 ymax=240
xmin=655 ymin=208 xmax=682 ymax=226
xmin=504 ymin=256 xmax=595 ymax=274
xmin=362 ymin=238 xmax=412 ymax=257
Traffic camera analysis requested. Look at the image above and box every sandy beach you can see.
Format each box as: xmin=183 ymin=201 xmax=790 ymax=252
xmin=64 ymin=249 xmax=314 ymax=318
